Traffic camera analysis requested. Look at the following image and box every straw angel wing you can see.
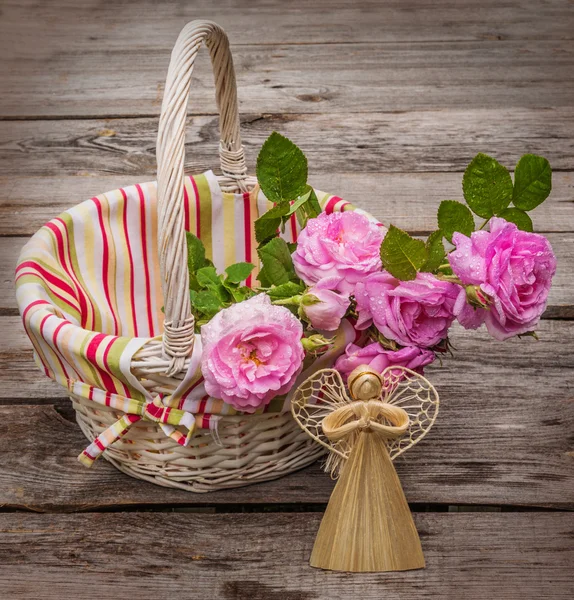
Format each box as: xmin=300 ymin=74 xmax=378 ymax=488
xmin=291 ymin=366 xmax=439 ymax=476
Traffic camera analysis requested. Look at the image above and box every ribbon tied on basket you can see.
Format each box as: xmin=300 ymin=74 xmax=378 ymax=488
xmin=290 ymin=364 xmax=439 ymax=573
xmin=78 ymin=393 xmax=198 ymax=467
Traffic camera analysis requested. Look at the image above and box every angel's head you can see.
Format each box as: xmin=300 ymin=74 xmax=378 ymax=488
xmin=347 ymin=365 xmax=383 ymax=402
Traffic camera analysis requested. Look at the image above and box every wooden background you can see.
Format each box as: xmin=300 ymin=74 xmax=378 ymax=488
xmin=0 ymin=1 xmax=573 ymax=598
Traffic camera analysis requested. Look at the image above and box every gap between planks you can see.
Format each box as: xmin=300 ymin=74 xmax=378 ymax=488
xmin=0 ymin=503 xmax=564 ymax=515
xmin=1 ymin=110 xmax=573 ymax=176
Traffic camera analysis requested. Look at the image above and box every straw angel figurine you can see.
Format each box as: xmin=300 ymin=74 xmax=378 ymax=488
xmin=291 ymin=364 xmax=439 ymax=572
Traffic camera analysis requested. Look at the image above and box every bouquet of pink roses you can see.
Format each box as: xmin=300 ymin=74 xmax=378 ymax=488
xmin=187 ymin=132 xmax=556 ymax=413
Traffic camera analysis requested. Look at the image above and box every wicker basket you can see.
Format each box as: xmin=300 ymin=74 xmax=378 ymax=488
xmin=16 ymin=20 xmax=378 ymax=492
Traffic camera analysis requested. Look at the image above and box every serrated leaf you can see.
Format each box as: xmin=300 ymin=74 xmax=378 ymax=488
xmin=196 ymin=266 xmax=219 ymax=287
xmin=256 ymin=132 xmax=308 ymax=204
xmin=229 ymin=285 xmax=254 ymax=303
xmin=437 ymin=200 xmax=475 ymax=242
xmin=256 ymin=268 xmax=272 ymax=288
xmin=512 ymin=154 xmax=552 ymax=211
xmin=380 ymin=225 xmax=427 ymax=281
xmin=497 ymin=207 xmax=534 ymax=232
xmin=257 ymin=237 xmax=297 ymax=286
xmin=266 ymin=281 xmax=305 ymax=300
xmin=254 ymin=202 xmax=290 ymax=244
xmin=192 ymin=290 xmax=222 ymax=317
xmin=421 ymin=230 xmax=446 ymax=273
xmin=195 ymin=267 xmax=230 ymax=303
xmin=186 ymin=232 xmax=206 ymax=271
xmin=186 ymin=232 xmax=208 ymax=291
xmin=225 ymin=262 xmax=255 ymax=284
xmin=462 ymin=153 xmax=513 ymax=218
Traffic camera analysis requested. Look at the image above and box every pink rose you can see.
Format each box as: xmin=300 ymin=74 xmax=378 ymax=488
xmin=335 ymin=342 xmax=435 ymax=381
xmin=201 ymin=294 xmax=304 ymax=412
xmin=292 ymin=211 xmax=385 ymax=295
xmin=301 ymin=277 xmax=350 ymax=332
xmin=354 ymin=271 xmax=459 ymax=348
xmin=449 ymin=217 xmax=556 ymax=340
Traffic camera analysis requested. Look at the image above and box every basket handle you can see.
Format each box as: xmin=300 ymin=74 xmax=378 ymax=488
xmin=156 ymin=20 xmax=247 ymax=375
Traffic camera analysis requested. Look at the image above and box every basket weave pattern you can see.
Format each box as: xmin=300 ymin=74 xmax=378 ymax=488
xmin=73 ymin=393 xmax=324 ymax=492
xmin=16 ymin=20 xmax=379 ymax=492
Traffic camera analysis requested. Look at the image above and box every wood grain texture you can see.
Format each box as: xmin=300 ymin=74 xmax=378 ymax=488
xmin=0 ymin=0 xmax=572 ymax=593
xmin=1 ymin=0 xmax=572 ymax=51
xmin=2 ymin=40 xmax=573 ymax=117
xmin=1 ymin=319 xmax=572 ymax=510
xmin=0 ymin=512 xmax=572 ymax=600
xmin=1 ymin=110 xmax=573 ymax=176
xmin=2 ymin=172 xmax=573 ymax=236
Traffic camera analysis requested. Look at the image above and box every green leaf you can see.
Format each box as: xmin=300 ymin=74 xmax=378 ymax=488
xmin=229 ymin=285 xmax=254 ymax=303
xmin=191 ymin=290 xmax=222 ymax=317
xmin=421 ymin=230 xmax=446 ymax=273
xmin=293 ymin=186 xmax=322 ymax=229
xmin=497 ymin=207 xmax=534 ymax=232
xmin=266 ymin=281 xmax=305 ymax=300
xmin=194 ymin=267 xmax=230 ymax=303
xmin=254 ymin=202 xmax=290 ymax=244
xmin=256 ymin=268 xmax=272 ymax=288
xmin=196 ymin=266 xmax=219 ymax=288
xmin=256 ymin=132 xmax=308 ymax=204
xmin=437 ymin=200 xmax=475 ymax=242
xmin=306 ymin=188 xmax=322 ymax=217
xmin=186 ymin=232 xmax=208 ymax=290
xmin=225 ymin=262 xmax=255 ymax=284
xmin=257 ymin=237 xmax=297 ymax=286
xmin=380 ymin=225 xmax=427 ymax=281
xmin=186 ymin=232 xmax=206 ymax=271
xmin=462 ymin=153 xmax=513 ymax=218
xmin=255 ymin=219 xmax=280 ymax=245
xmin=286 ymin=189 xmax=312 ymax=216
xmin=512 ymin=154 xmax=552 ymax=211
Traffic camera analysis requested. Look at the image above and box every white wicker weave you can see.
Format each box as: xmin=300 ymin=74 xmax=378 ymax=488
xmin=73 ymin=20 xmax=325 ymax=492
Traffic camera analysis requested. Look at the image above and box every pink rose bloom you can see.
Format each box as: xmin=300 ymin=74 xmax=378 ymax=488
xmin=302 ymin=277 xmax=350 ymax=332
xmin=449 ymin=217 xmax=556 ymax=340
xmin=335 ymin=342 xmax=435 ymax=381
xmin=292 ymin=211 xmax=385 ymax=294
xmin=354 ymin=271 xmax=459 ymax=348
xmin=201 ymin=294 xmax=304 ymax=412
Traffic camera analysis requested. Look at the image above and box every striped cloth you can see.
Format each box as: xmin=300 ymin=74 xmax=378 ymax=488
xmin=16 ymin=170 xmax=382 ymax=465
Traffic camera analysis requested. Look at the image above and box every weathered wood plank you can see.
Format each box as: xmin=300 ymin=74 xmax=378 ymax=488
xmin=0 ymin=512 xmax=572 ymax=600
xmin=0 ymin=318 xmax=572 ymax=510
xmin=7 ymin=234 xmax=574 ymax=316
xmin=2 ymin=172 xmax=573 ymax=236
xmin=2 ymin=40 xmax=573 ymax=117
xmin=1 ymin=110 xmax=572 ymax=177
xmin=2 ymin=0 xmax=572 ymax=54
